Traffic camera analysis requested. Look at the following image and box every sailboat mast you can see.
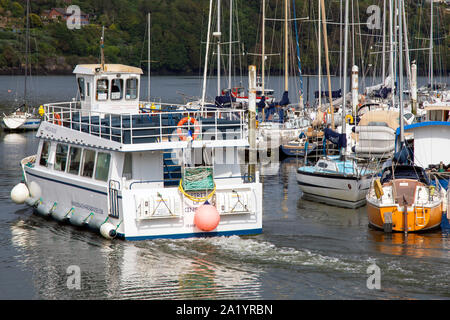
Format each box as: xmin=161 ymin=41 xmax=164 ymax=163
xmin=201 ymin=0 xmax=214 ymax=109
xmin=429 ymin=0 xmax=433 ymax=88
xmin=320 ymin=0 xmax=334 ymax=129
xmin=398 ymin=0 xmax=404 ymax=144
xmin=228 ymin=0 xmax=233 ymax=89
xmin=148 ymin=13 xmax=151 ymax=100
xmin=262 ymin=0 xmax=265 ymax=94
xmin=341 ymin=0 xmax=349 ymax=135
xmin=389 ymin=0 xmax=395 ymax=107
xmin=382 ymin=0 xmax=386 ymax=82
xmin=284 ymin=0 xmax=288 ymax=92
xmin=318 ymin=0 xmax=322 ymax=109
xmin=217 ymin=0 xmax=221 ymax=96
xmin=24 ymin=0 xmax=30 ymax=107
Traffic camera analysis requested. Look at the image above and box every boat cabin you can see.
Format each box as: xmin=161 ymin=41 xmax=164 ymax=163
xmin=74 ymin=64 xmax=143 ymax=115
xmin=423 ymin=105 xmax=450 ymax=122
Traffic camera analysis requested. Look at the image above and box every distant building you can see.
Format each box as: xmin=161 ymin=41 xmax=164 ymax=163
xmin=41 ymin=7 xmax=89 ymax=26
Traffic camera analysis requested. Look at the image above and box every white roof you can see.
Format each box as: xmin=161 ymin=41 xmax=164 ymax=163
xmin=73 ymin=64 xmax=143 ymax=75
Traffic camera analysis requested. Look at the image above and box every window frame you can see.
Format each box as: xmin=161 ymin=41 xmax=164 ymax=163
xmin=96 ymin=78 xmax=109 ymax=101
xmin=110 ymin=78 xmax=124 ymax=101
xmin=94 ymin=152 xmax=111 ymax=182
xmin=39 ymin=141 xmax=50 ymax=167
xmin=54 ymin=143 xmax=69 ymax=172
xmin=66 ymin=146 xmax=82 ymax=176
xmin=80 ymin=148 xmax=97 ymax=179
xmin=125 ymin=78 xmax=138 ymax=100
xmin=77 ymin=77 xmax=85 ymax=101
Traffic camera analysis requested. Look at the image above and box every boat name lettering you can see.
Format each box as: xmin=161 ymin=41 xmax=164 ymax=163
xmin=71 ymin=201 xmax=104 ymax=214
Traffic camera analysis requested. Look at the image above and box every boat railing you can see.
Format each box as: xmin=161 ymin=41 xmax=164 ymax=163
xmin=42 ymin=102 xmax=245 ymax=145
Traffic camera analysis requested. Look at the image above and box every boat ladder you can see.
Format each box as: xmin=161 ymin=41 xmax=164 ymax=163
xmin=415 ymin=205 xmax=426 ymax=227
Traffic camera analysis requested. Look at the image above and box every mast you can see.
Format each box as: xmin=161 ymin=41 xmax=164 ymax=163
xmin=341 ymin=0 xmax=350 ymax=138
xmin=398 ymin=0 xmax=404 ymax=144
xmin=382 ymin=0 xmax=386 ymax=82
xmin=318 ymin=0 xmax=322 ymax=109
xmin=147 ymin=13 xmax=151 ymax=100
xmin=389 ymin=0 xmax=395 ymax=107
xmin=228 ymin=0 xmax=233 ymax=89
xmin=100 ymin=26 xmax=105 ymax=71
xmin=284 ymin=0 xmax=288 ymax=92
xmin=24 ymin=0 xmax=30 ymax=107
xmin=339 ymin=0 xmax=343 ymax=87
xmin=402 ymin=2 xmax=411 ymax=91
xmin=262 ymin=0 xmax=265 ymax=94
xmin=217 ymin=0 xmax=221 ymax=96
xmin=320 ymin=0 xmax=334 ymax=129
xmin=429 ymin=0 xmax=433 ymax=88
xmin=201 ymin=0 xmax=214 ymax=110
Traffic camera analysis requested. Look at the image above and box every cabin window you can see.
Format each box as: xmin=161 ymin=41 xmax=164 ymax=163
xmin=111 ymin=78 xmax=124 ymax=100
xmin=67 ymin=146 xmax=82 ymax=175
xmin=95 ymin=152 xmax=111 ymax=182
xmin=81 ymin=149 xmax=96 ymax=178
xmin=125 ymin=78 xmax=138 ymax=100
xmin=54 ymin=144 xmax=69 ymax=172
xmin=86 ymin=82 xmax=90 ymax=97
xmin=122 ymin=153 xmax=132 ymax=179
xmin=77 ymin=77 xmax=85 ymax=101
xmin=96 ymin=79 xmax=109 ymax=101
xmin=39 ymin=141 xmax=50 ymax=167
xmin=318 ymin=162 xmax=328 ymax=168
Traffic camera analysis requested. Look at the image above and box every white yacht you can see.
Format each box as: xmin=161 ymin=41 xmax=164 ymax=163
xmin=11 ymin=64 xmax=262 ymax=240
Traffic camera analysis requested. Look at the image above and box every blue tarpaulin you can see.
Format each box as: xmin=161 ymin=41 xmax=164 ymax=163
xmin=324 ymin=128 xmax=347 ymax=149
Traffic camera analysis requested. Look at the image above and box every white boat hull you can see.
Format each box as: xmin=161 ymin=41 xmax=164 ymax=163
xmin=1 ymin=115 xmax=41 ymax=130
xmin=296 ymin=170 xmax=371 ymax=208
xmin=23 ymin=166 xmax=263 ymax=240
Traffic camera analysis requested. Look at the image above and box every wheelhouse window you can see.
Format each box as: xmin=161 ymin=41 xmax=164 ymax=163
xmin=54 ymin=144 xmax=69 ymax=172
xmin=111 ymin=78 xmax=124 ymax=100
xmin=81 ymin=149 xmax=96 ymax=178
xmin=125 ymin=78 xmax=138 ymax=100
xmin=67 ymin=146 xmax=82 ymax=175
xmin=96 ymin=79 xmax=109 ymax=101
xmin=77 ymin=77 xmax=85 ymax=101
xmin=95 ymin=152 xmax=111 ymax=182
xmin=39 ymin=141 xmax=50 ymax=167
xmin=122 ymin=153 xmax=132 ymax=179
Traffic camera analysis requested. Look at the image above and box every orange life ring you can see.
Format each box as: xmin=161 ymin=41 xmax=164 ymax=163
xmin=177 ymin=116 xmax=200 ymax=141
xmin=54 ymin=113 xmax=62 ymax=126
xmin=323 ymin=112 xmax=327 ymax=124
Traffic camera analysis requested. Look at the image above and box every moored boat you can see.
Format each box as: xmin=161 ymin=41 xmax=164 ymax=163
xmin=10 ymin=63 xmax=263 ymax=241
xmin=297 ymin=155 xmax=373 ymax=208
xmin=366 ymin=164 xmax=443 ymax=232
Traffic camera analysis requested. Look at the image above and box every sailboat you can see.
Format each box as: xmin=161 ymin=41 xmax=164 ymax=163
xmin=366 ymin=0 xmax=443 ymax=233
xmin=296 ymin=0 xmax=374 ymax=209
xmin=1 ymin=0 xmax=41 ymax=131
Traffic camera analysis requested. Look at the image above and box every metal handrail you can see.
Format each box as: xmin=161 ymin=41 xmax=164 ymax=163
xmin=42 ymin=102 xmax=245 ymax=145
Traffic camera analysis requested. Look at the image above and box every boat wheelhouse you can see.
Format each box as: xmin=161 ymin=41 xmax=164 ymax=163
xmin=13 ymin=64 xmax=262 ymax=240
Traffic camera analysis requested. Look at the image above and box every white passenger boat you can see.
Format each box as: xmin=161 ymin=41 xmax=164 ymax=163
xmin=10 ymin=63 xmax=262 ymax=240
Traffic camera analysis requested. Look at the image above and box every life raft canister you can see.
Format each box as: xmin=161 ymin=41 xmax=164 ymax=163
xmin=177 ymin=116 xmax=200 ymax=141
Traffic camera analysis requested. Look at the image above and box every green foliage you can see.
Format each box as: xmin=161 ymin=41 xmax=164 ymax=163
xmin=0 ymin=0 xmax=448 ymax=76
xmin=9 ymin=1 xmax=23 ymax=17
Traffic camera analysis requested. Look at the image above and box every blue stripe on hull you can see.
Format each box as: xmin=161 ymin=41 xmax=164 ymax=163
xmin=120 ymin=228 xmax=263 ymax=241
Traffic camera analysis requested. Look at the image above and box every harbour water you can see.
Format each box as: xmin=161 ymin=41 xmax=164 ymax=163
xmin=0 ymin=76 xmax=449 ymax=299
